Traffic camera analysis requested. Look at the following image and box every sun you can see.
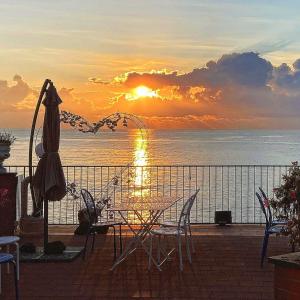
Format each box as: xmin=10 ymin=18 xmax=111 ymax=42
xmin=125 ymin=85 xmax=158 ymax=101
xmin=134 ymin=86 xmax=157 ymax=98
xmin=125 ymin=85 xmax=159 ymax=101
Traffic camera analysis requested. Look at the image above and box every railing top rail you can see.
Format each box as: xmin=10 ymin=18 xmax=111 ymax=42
xmin=6 ymin=164 xmax=292 ymax=168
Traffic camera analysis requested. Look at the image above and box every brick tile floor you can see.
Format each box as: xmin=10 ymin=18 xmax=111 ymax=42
xmin=0 ymin=225 xmax=292 ymax=300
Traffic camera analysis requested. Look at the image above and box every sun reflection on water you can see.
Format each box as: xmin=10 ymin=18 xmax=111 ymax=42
xmin=132 ymin=129 xmax=150 ymax=198
xmin=127 ymin=129 xmax=151 ymax=223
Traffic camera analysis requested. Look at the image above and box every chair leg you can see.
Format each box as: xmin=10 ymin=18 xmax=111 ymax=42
xmin=113 ymin=226 xmax=117 ymax=260
xmin=185 ymin=229 xmax=192 ymax=264
xmin=119 ymin=224 xmax=123 ymax=254
xmin=148 ymin=234 xmax=153 ymax=270
xmin=188 ymin=224 xmax=195 ymax=253
xmin=91 ymin=232 xmax=96 ymax=252
xmin=292 ymin=242 xmax=295 ymax=253
xmin=83 ymin=231 xmax=90 ymax=260
xmin=15 ymin=242 xmax=20 ymax=280
xmin=11 ymin=261 xmax=19 ymax=300
xmin=157 ymin=235 xmax=161 ymax=264
xmin=261 ymin=232 xmax=269 ymax=268
xmin=178 ymin=235 xmax=183 ymax=271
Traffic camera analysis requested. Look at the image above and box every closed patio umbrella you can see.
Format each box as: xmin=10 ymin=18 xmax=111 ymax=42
xmin=31 ymin=80 xmax=66 ymax=250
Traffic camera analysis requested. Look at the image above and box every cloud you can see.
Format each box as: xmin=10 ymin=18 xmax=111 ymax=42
xmin=272 ymin=59 xmax=300 ymax=92
xmin=2 ymin=52 xmax=300 ymax=129
xmin=121 ymin=52 xmax=273 ymax=90
xmin=240 ymin=39 xmax=292 ymax=55
xmin=293 ymin=59 xmax=300 ymax=70
xmin=88 ymin=77 xmax=111 ymax=85
xmin=100 ymin=51 xmax=300 ymax=128
xmin=0 ymin=75 xmax=36 ymax=111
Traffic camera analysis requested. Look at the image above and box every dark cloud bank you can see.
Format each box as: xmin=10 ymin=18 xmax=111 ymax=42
xmin=124 ymin=52 xmax=299 ymax=91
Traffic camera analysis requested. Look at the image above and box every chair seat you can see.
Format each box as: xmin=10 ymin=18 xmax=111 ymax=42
xmin=151 ymin=227 xmax=184 ymax=236
xmin=0 ymin=236 xmax=20 ymax=246
xmin=160 ymin=221 xmax=184 ymax=227
xmin=272 ymin=219 xmax=288 ymax=226
xmin=0 ymin=253 xmax=14 ymax=263
xmin=92 ymin=220 xmax=121 ymax=227
xmin=267 ymin=225 xmax=285 ymax=234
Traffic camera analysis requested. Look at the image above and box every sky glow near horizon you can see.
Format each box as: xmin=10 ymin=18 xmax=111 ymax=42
xmin=1 ymin=0 xmax=300 ymax=129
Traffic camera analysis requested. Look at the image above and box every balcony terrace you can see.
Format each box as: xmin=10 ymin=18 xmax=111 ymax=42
xmin=1 ymin=225 xmax=290 ymax=300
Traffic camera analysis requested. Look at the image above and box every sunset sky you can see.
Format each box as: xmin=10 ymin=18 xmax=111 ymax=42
xmin=1 ymin=0 xmax=300 ymax=129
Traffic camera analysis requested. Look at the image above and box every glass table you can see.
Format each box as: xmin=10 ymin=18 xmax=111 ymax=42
xmin=107 ymin=196 xmax=177 ymax=271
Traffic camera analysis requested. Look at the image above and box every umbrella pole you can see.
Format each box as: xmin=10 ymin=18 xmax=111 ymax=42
xmin=29 ymin=79 xmax=51 ymax=209
xmin=43 ymin=197 xmax=48 ymax=250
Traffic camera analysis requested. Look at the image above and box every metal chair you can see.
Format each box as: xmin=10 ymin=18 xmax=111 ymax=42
xmin=159 ymin=194 xmax=196 ymax=253
xmin=80 ymin=189 xmax=122 ymax=260
xmin=0 ymin=253 xmax=19 ymax=299
xmin=256 ymin=188 xmax=287 ymax=267
xmin=149 ymin=189 xmax=200 ymax=271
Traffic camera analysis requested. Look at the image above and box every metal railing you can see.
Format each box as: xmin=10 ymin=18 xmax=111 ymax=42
xmin=7 ymin=165 xmax=290 ymax=225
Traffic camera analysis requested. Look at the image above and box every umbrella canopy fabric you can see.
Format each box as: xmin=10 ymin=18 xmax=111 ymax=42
xmin=33 ymin=83 xmax=66 ymax=202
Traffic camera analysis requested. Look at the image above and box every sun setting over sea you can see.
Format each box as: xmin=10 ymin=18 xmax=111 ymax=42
xmin=1 ymin=2 xmax=300 ymax=298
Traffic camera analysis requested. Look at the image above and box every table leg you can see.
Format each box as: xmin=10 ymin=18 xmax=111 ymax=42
xmin=134 ymin=210 xmax=164 ymax=271
xmin=110 ymin=211 xmax=159 ymax=270
xmin=110 ymin=212 xmax=143 ymax=270
xmin=15 ymin=242 xmax=19 ymax=280
xmin=6 ymin=245 xmax=10 ymax=274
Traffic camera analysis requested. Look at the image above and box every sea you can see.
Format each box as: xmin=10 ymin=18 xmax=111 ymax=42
xmin=5 ymin=129 xmax=300 ymax=166
xmin=3 ymin=129 xmax=300 ymax=224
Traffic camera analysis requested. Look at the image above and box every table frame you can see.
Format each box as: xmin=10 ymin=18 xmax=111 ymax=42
xmin=109 ymin=199 xmax=176 ymax=271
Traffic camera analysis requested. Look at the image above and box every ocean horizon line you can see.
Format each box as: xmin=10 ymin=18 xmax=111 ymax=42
xmin=2 ymin=127 xmax=300 ymax=132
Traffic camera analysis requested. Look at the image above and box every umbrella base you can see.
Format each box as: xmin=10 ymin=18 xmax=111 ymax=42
xmin=20 ymin=246 xmax=83 ymax=262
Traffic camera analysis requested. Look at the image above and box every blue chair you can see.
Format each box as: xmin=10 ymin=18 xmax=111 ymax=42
xmin=256 ymin=189 xmax=287 ymax=267
xmin=258 ymin=187 xmax=288 ymax=226
xmin=0 ymin=253 xmax=19 ymax=299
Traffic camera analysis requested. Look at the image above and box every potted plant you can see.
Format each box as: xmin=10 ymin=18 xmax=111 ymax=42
xmin=0 ymin=132 xmax=16 ymax=173
xmin=270 ymin=161 xmax=300 ymax=248
xmin=269 ymin=162 xmax=300 ymax=298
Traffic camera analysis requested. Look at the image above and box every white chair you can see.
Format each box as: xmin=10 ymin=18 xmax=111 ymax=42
xmin=159 ymin=194 xmax=196 ymax=253
xmin=148 ymin=189 xmax=199 ymax=271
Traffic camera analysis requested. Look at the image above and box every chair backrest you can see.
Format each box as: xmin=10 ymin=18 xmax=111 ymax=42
xmin=178 ymin=189 xmax=200 ymax=230
xmin=81 ymin=189 xmax=98 ymax=225
xmin=256 ymin=190 xmax=271 ymax=227
xmin=258 ymin=187 xmax=273 ymax=223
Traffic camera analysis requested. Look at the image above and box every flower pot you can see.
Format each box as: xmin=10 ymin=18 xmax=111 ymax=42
xmin=269 ymin=252 xmax=300 ymax=298
xmin=0 ymin=143 xmax=11 ymax=173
